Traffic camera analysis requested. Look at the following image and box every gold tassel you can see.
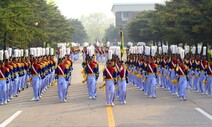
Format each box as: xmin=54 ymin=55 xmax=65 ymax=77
xmin=137 ymin=74 xmax=142 ymax=78
xmin=26 ymin=77 xmax=32 ymax=83
xmin=99 ymin=82 xmax=106 ymax=89
xmin=142 ymin=77 xmax=146 ymax=83
xmin=203 ymin=79 xmax=207 ymax=84
xmin=171 ymin=78 xmax=178 ymax=85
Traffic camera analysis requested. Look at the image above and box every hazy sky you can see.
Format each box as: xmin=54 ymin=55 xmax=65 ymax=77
xmin=55 ymin=0 xmax=165 ymax=19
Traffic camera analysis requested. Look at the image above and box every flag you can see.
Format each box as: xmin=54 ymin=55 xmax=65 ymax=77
xmin=120 ymin=28 xmax=124 ymax=58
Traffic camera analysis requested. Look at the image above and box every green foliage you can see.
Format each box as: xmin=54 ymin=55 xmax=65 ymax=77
xmin=127 ymin=0 xmax=212 ymax=46
xmin=0 ymin=0 xmax=74 ymax=49
xmin=68 ymin=19 xmax=87 ymax=44
xmin=103 ymin=24 xmax=132 ymax=45
xmin=103 ymin=25 xmax=119 ymax=43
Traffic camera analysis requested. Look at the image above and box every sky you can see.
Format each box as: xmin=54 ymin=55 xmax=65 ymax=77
xmin=54 ymin=0 xmax=165 ymax=19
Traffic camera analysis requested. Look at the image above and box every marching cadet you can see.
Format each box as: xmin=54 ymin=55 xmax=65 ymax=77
xmin=137 ymin=55 xmax=145 ymax=91
xmin=7 ymin=48 xmax=14 ymax=99
xmin=161 ymin=45 xmax=169 ymax=90
xmin=4 ymin=50 xmax=13 ymax=102
xmin=20 ymin=50 xmax=26 ymax=91
xmin=55 ymin=48 xmax=69 ymax=102
xmin=113 ymin=50 xmax=121 ymax=98
xmin=117 ymin=60 xmax=128 ymax=104
xmin=82 ymin=42 xmax=89 ymax=61
xmin=176 ymin=48 xmax=188 ymax=101
xmin=70 ymin=42 xmax=75 ymax=61
xmin=146 ymin=46 xmax=157 ymax=98
xmin=30 ymin=48 xmax=41 ymax=101
xmin=199 ymin=46 xmax=207 ymax=94
xmin=0 ymin=50 xmax=10 ymax=105
xmin=169 ymin=45 xmax=178 ymax=95
xmin=156 ymin=47 xmax=162 ymax=87
xmin=85 ymin=47 xmax=99 ymax=99
xmin=187 ymin=46 xmax=196 ymax=91
xmin=13 ymin=49 xmax=20 ymax=97
xmin=24 ymin=49 xmax=30 ymax=89
xmin=105 ymin=41 xmax=110 ymax=61
xmin=204 ymin=51 xmax=212 ymax=96
xmin=65 ymin=48 xmax=73 ymax=86
xmin=137 ymin=45 xmax=144 ymax=90
xmin=103 ymin=50 xmax=117 ymax=106
xmin=100 ymin=43 xmax=105 ymax=63
xmin=143 ymin=46 xmax=150 ymax=95
xmin=169 ymin=54 xmax=178 ymax=95
xmin=49 ymin=48 xmax=56 ymax=86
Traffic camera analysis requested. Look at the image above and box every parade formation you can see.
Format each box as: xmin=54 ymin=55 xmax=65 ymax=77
xmin=0 ymin=42 xmax=212 ymax=108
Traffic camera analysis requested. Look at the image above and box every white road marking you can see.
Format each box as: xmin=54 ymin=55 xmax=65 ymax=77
xmin=195 ymin=108 xmax=212 ymax=120
xmin=0 ymin=111 xmax=22 ymax=127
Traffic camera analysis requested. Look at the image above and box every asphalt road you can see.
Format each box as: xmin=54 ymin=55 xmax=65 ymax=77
xmin=0 ymin=57 xmax=212 ymax=127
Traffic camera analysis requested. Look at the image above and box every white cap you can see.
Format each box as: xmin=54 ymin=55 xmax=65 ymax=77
xmin=87 ymin=46 xmax=94 ymax=57
xmin=158 ymin=47 xmax=162 ymax=55
xmin=184 ymin=45 xmax=190 ymax=54
xmin=202 ymin=46 xmax=206 ymax=56
xmin=145 ymin=46 xmax=150 ymax=56
xmin=162 ymin=45 xmax=168 ymax=54
xmin=117 ymin=42 xmax=121 ymax=46
xmin=129 ymin=47 xmax=133 ymax=54
xmin=180 ymin=48 xmax=185 ymax=59
xmin=108 ymin=49 xmax=113 ymax=60
xmin=66 ymin=48 xmax=70 ymax=55
xmin=151 ymin=46 xmax=157 ymax=57
xmin=115 ymin=46 xmax=120 ymax=56
xmin=106 ymin=41 xmax=110 ymax=47
xmin=137 ymin=46 xmax=143 ymax=54
xmin=46 ymin=48 xmax=49 ymax=56
xmin=42 ymin=48 xmax=44 ymax=56
xmin=25 ymin=49 xmax=29 ymax=57
xmin=83 ymin=42 xmax=89 ymax=47
xmin=0 ymin=50 xmax=3 ymax=61
xmin=96 ymin=41 xmax=100 ymax=47
xmin=197 ymin=43 xmax=202 ymax=54
xmin=50 ymin=48 xmax=54 ymax=55
xmin=21 ymin=49 xmax=24 ymax=57
xmin=8 ymin=48 xmax=12 ymax=57
xmin=71 ymin=42 xmax=76 ymax=47
xmin=192 ymin=46 xmax=196 ymax=55
xmin=36 ymin=48 xmax=40 ymax=57
xmin=170 ymin=45 xmax=177 ymax=54
xmin=4 ymin=50 xmax=9 ymax=60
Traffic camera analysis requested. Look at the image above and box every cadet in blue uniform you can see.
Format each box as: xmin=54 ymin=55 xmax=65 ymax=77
xmin=103 ymin=60 xmax=117 ymax=106
xmin=31 ymin=56 xmax=41 ymax=101
xmin=55 ymin=57 xmax=69 ymax=102
xmin=117 ymin=60 xmax=128 ymax=104
xmin=86 ymin=55 xmax=98 ymax=99
xmin=0 ymin=50 xmax=10 ymax=105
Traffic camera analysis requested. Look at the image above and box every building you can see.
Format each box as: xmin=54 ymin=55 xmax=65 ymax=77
xmin=111 ymin=3 xmax=155 ymax=27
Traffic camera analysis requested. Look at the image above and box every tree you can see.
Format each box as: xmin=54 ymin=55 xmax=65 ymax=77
xmin=127 ymin=0 xmax=212 ymax=46
xmin=68 ymin=19 xmax=87 ymax=44
xmin=103 ymin=25 xmax=119 ymax=43
xmin=0 ymin=0 xmax=74 ymax=49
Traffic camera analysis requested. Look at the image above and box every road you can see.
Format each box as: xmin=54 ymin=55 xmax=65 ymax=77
xmin=0 ymin=57 xmax=212 ymax=127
